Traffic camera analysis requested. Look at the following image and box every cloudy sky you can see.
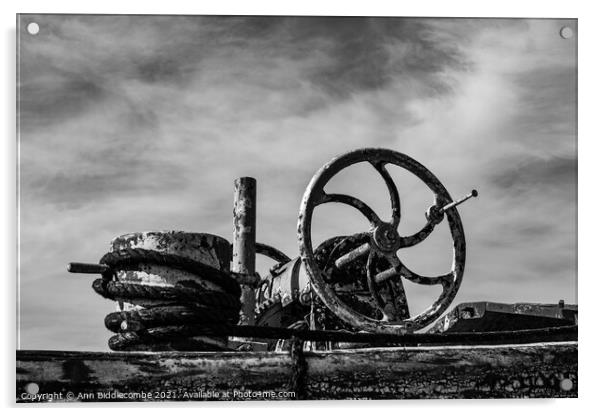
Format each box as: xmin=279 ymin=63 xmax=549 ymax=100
xmin=17 ymin=15 xmax=576 ymax=350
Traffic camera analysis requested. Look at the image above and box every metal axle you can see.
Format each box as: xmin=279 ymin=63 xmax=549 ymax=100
xmin=334 ymin=242 xmax=371 ymax=269
xmin=67 ymin=261 xmax=262 ymax=287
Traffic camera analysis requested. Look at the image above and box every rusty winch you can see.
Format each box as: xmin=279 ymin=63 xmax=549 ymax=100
xmin=68 ymin=148 xmax=478 ymax=351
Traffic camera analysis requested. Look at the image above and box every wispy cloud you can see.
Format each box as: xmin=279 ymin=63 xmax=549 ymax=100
xmin=18 ymin=16 xmax=576 ymax=350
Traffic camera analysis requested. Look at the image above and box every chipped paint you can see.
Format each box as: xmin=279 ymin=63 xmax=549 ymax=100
xmin=108 ymin=231 xmax=234 ymax=350
xmin=16 ymin=342 xmax=577 ymax=401
xmin=232 ymin=178 xmax=257 ymax=326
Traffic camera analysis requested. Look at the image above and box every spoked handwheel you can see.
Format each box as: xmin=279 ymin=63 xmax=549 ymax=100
xmin=297 ymin=148 xmax=477 ymax=334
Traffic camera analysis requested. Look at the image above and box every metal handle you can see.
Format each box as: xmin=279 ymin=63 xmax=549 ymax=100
xmin=67 ymin=262 xmax=110 ymax=274
xmin=442 ymin=189 xmax=478 ymax=212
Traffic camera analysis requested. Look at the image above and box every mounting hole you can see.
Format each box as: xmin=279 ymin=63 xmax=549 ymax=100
xmin=27 ymin=22 xmax=40 ymax=35
xmin=25 ymin=382 xmax=39 ymax=395
xmin=559 ymin=26 xmax=573 ymax=39
xmin=559 ymin=378 xmax=573 ymax=391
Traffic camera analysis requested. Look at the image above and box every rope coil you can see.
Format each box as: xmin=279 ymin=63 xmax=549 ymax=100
xmin=92 ymin=279 xmax=241 ymax=309
xmin=99 ymin=248 xmax=242 ymax=296
xmin=95 ymin=248 xmax=242 ymax=351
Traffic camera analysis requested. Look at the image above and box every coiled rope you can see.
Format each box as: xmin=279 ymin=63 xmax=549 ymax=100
xmin=94 ymin=248 xmax=241 ymax=351
xmin=98 ymin=248 xmax=242 ymax=295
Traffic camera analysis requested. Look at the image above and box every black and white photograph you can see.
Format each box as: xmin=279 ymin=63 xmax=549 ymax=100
xmin=15 ymin=13 xmax=577 ymax=402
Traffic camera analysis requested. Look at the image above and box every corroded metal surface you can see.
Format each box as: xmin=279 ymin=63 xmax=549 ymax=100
xmin=16 ymin=342 xmax=577 ymax=401
xmin=254 ymin=236 xmax=397 ymax=347
xmin=431 ymin=302 xmax=578 ymax=333
xmin=298 ymin=148 xmax=468 ymax=334
xmin=108 ymin=231 xmax=234 ymax=350
xmin=109 ymin=232 xmax=232 ymax=300
xmin=254 ymin=256 xmax=310 ymax=351
xmin=111 ymin=231 xmax=231 ymax=270
xmin=254 ymin=236 xmax=359 ymax=334
xmin=232 ymin=177 xmax=257 ymax=326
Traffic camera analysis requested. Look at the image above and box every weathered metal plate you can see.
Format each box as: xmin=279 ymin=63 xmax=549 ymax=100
xmin=431 ymin=302 xmax=578 ymax=333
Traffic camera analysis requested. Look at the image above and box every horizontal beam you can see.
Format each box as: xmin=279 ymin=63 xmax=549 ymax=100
xmin=17 ymin=342 xmax=577 ymax=401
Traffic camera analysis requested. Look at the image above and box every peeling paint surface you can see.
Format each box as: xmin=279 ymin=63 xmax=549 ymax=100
xmin=107 ymin=231 xmax=234 ymax=350
xmin=16 ymin=342 xmax=577 ymax=401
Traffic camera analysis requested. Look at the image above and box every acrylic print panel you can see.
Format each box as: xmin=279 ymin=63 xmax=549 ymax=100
xmin=16 ymin=14 xmax=577 ymax=402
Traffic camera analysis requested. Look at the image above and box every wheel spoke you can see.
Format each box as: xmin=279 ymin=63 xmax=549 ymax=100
xmin=318 ymin=192 xmax=382 ymax=226
xmin=399 ymin=221 xmax=436 ymax=248
xmin=396 ymin=259 xmax=454 ymax=286
xmin=370 ymin=161 xmax=401 ymax=227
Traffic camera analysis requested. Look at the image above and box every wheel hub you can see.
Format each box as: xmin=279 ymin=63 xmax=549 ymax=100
xmin=372 ymin=223 xmax=400 ymax=253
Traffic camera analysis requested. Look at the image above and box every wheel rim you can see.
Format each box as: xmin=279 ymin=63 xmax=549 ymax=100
xmin=297 ymin=148 xmax=466 ymax=334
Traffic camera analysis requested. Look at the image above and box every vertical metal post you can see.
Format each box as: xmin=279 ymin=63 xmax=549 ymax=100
xmin=232 ymin=177 xmax=256 ymax=326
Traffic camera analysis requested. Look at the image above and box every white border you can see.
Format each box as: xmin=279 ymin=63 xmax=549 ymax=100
xmin=3 ymin=0 xmax=600 ymax=413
